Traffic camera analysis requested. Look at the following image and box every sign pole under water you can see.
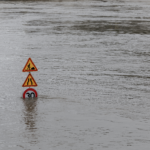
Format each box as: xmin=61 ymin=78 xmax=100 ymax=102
xmin=22 ymin=58 xmax=38 ymax=99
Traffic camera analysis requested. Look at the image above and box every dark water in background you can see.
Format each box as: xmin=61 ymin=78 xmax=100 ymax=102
xmin=0 ymin=0 xmax=150 ymax=149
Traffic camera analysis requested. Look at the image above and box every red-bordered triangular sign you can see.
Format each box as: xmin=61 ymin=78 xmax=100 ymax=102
xmin=22 ymin=73 xmax=38 ymax=87
xmin=22 ymin=58 xmax=38 ymax=72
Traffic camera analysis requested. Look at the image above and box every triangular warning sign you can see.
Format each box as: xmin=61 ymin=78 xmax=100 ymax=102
xmin=22 ymin=58 xmax=38 ymax=72
xmin=22 ymin=73 xmax=38 ymax=87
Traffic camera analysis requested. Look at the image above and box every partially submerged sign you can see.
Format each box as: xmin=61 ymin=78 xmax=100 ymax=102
xmin=23 ymin=88 xmax=38 ymax=98
xmin=22 ymin=73 xmax=38 ymax=87
xmin=22 ymin=58 xmax=38 ymax=72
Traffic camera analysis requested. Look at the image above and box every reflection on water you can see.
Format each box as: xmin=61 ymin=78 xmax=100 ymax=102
xmin=23 ymin=98 xmax=38 ymax=144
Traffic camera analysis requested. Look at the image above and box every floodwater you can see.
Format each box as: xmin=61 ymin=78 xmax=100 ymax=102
xmin=0 ymin=0 xmax=150 ymax=149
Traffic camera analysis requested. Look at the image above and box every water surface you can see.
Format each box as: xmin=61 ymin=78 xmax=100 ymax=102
xmin=0 ymin=0 xmax=150 ymax=149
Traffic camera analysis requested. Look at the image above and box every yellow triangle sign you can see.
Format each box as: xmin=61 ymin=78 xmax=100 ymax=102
xmin=22 ymin=58 xmax=38 ymax=72
xmin=22 ymin=73 xmax=38 ymax=87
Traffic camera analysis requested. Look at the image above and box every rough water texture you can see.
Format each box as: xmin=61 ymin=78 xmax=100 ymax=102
xmin=0 ymin=0 xmax=150 ymax=149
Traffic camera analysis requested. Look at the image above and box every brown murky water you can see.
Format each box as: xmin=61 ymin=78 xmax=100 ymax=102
xmin=0 ymin=0 xmax=150 ymax=149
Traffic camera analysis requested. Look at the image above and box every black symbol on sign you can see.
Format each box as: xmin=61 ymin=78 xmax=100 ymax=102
xmin=27 ymin=78 xmax=33 ymax=85
xmin=27 ymin=63 xmax=31 ymax=70
xmin=26 ymin=63 xmax=35 ymax=70
xmin=31 ymin=67 xmax=35 ymax=70
xmin=26 ymin=92 xmax=35 ymax=98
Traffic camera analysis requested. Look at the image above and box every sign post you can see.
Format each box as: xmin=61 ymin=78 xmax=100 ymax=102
xmin=22 ymin=58 xmax=38 ymax=98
